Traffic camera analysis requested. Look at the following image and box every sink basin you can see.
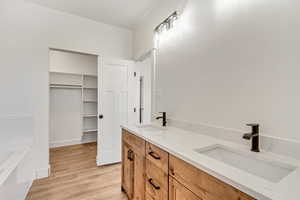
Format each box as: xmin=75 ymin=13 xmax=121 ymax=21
xmin=136 ymin=124 xmax=166 ymax=132
xmin=195 ymin=145 xmax=297 ymax=183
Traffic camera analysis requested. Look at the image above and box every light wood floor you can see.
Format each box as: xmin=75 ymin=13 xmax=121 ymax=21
xmin=26 ymin=142 xmax=127 ymax=200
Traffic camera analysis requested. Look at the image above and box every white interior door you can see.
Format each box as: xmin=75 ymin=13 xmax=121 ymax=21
xmin=97 ymin=59 xmax=129 ymax=165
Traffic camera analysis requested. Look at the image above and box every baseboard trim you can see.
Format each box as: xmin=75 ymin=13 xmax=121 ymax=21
xmin=50 ymin=138 xmax=97 ymax=148
xmin=36 ymin=165 xmax=51 ymax=179
xmin=96 ymin=156 xmax=101 ymax=166
xmin=96 ymin=155 xmax=121 ymax=166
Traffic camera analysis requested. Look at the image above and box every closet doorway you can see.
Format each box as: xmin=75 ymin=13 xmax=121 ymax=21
xmin=49 ymin=49 xmax=99 ymax=150
xmin=48 ymin=48 xmax=134 ymax=169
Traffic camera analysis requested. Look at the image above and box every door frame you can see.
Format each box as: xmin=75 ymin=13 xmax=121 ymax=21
xmin=47 ymin=47 xmax=101 ymax=173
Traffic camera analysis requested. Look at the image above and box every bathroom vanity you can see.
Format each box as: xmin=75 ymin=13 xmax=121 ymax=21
xmin=121 ymin=129 xmax=255 ymax=200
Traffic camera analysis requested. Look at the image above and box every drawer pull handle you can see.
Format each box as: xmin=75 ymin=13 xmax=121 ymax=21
xmin=127 ymin=150 xmax=134 ymax=161
xmin=148 ymin=178 xmax=160 ymax=190
xmin=170 ymin=168 xmax=175 ymax=176
xmin=149 ymin=151 xmax=161 ymax=160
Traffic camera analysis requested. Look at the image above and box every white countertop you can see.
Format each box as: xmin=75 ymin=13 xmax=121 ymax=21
xmin=121 ymin=123 xmax=300 ymax=200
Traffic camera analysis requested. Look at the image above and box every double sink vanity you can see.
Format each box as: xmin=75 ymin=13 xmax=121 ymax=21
xmin=121 ymin=124 xmax=299 ymax=200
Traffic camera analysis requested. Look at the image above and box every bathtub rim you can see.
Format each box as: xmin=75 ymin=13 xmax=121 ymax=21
xmin=0 ymin=146 xmax=30 ymax=187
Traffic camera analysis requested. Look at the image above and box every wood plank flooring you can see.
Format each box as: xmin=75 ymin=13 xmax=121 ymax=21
xmin=26 ymin=143 xmax=127 ymax=200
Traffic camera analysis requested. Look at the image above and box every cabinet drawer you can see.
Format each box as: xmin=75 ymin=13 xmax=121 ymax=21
xmin=145 ymin=159 xmax=168 ymax=200
xmin=123 ymin=129 xmax=145 ymax=155
xmin=169 ymin=155 xmax=241 ymax=200
xmin=146 ymin=142 xmax=169 ymax=173
xmin=169 ymin=176 xmax=203 ymax=200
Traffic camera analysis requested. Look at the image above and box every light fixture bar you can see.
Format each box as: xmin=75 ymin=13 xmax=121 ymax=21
xmin=154 ymin=11 xmax=178 ymax=33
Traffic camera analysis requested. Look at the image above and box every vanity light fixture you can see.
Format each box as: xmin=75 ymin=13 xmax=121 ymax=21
xmin=154 ymin=11 xmax=178 ymax=33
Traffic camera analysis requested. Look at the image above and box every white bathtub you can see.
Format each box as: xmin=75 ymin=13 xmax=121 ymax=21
xmin=0 ymin=147 xmax=34 ymax=200
xmin=0 ymin=148 xmax=29 ymax=186
xmin=0 ymin=152 xmax=13 ymax=167
xmin=0 ymin=115 xmax=35 ymax=200
xmin=0 ymin=152 xmax=14 ymax=185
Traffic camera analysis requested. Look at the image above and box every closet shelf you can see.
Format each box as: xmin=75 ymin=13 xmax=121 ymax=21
xmin=83 ymin=114 xmax=97 ymax=118
xmin=50 ymin=71 xmax=97 ymax=77
xmin=83 ymin=74 xmax=97 ymax=78
xmin=83 ymin=87 xmax=97 ymax=90
xmin=83 ymin=100 xmax=97 ymax=103
xmin=83 ymin=129 xmax=98 ymax=133
xmin=50 ymin=84 xmax=82 ymax=89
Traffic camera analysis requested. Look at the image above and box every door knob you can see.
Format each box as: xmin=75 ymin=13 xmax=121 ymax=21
xmin=99 ymin=115 xmax=104 ymax=119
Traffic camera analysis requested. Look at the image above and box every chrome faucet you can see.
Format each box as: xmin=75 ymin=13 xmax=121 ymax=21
xmin=156 ymin=112 xmax=167 ymax=127
xmin=243 ymin=124 xmax=260 ymax=152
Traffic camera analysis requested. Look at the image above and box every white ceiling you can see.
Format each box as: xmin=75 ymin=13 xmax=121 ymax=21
xmin=27 ymin=0 xmax=160 ymax=29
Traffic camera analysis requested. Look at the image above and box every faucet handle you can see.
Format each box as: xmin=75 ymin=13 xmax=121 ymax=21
xmin=158 ymin=112 xmax=166 ymax=116
xmin=246 ymin=123 xmax=259 ymax=127
xmin=246 ymin=123 xmax=259 ymax=134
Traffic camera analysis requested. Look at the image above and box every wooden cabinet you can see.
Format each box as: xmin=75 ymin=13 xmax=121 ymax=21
xmin=122 ymin=142 xmax=134 ymax=199
xmin=169 ymin=155 xmax=241 ymax=200
xmin=169 ymin=177 xmax=203 ymax=200
xmin=123 ymin=130 xmax=145 ymax=154
xmin=145 ymin=159 xmax=168 ymax=200
xmin=122 ymin=130 xmax=146 ymax=200
xmin=145 ymin=194 xmax=156 ymax=200
xmin=146 ymin=142 xmax=169 ymax=173
xmin=169 ymin=155 xmax=256 ymax=200
xmin=239 ymin=192 xmax=256 ymax=200
xmin=132 ymin=151 xmax=146 ymax=200
xmin=122 ymin=129 xmax=256 ymax=200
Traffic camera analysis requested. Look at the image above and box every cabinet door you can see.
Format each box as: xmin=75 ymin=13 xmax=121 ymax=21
xmin=169 ymin=155 xmax=240 ymax=200
xmin=122 ymin=143 xmax=134 ymax=199
xmin=132 ymin=151 xmax=145 ymax=200
xmin=145 ymin=159 xmax=168 ymax=200
xmin=169 ymin=177 xmax=203 ymax=200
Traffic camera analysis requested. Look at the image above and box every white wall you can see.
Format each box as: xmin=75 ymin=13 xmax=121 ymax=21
xmin=0 ymin=0 xmax=132 ymax=178
xmin=0 ymin=116 xmax=33 ymax=149
xmin=50 ymin=50 xmax=98 ymax=75
xmin=134 ymin=0 xmax=300 ymax=141
xmin=50 ymin=89 xmax=83 ymax=146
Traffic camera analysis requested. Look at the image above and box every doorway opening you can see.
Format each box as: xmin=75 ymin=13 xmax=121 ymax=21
xmin=48 ymin=48 xmax=99 ymax=167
